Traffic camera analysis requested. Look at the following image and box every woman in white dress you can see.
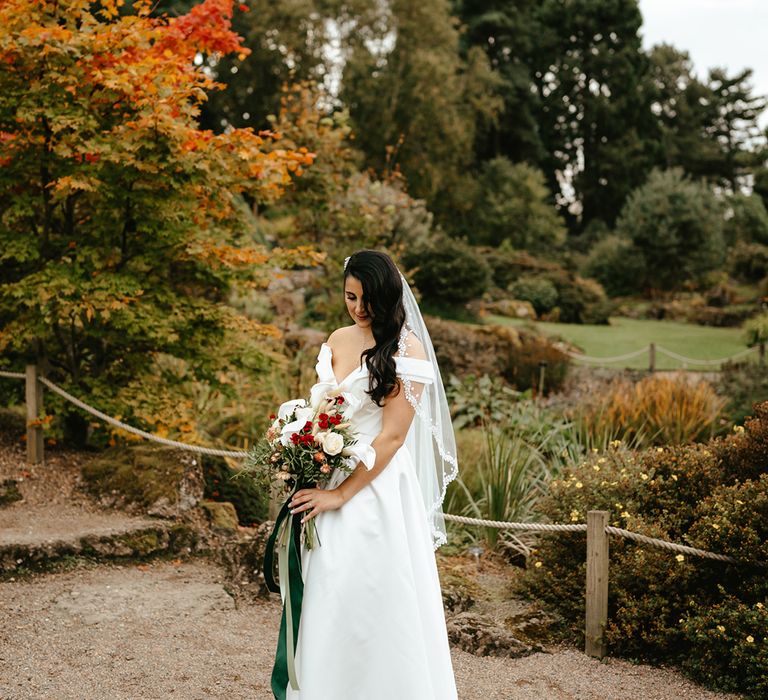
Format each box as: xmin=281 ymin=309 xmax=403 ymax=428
xmin=278 ymin=249 xmax=459 ymax=699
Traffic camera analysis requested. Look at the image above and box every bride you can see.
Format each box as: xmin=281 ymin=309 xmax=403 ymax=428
xmin=275 ymin=249 xmax=460 ymax=699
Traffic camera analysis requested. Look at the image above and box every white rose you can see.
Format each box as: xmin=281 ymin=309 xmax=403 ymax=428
xmin=319 ymin=431 xmax=344 ymax=456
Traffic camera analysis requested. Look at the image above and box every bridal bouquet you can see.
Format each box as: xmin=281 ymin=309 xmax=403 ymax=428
xmin=244 ymin=390 xmax=359 ymax=549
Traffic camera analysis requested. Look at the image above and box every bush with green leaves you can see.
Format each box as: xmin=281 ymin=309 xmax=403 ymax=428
xmin=521 ymin=402 xmax=768 ymax=696
xmin=542 ymin=270 xmax=612 ymax=324
xmin=402 ymin=236 xmax=491 ymax=306
xmin=717 ymin=363 xmax=768 ymax=426
xmin=728 ymin=241 xmax=768 ymax=283
xmin=745 ymin=313 xmax=768 ymax=346
xmin=724 ymin=193 xmax=768 ymax=246
xmin=582 ymin=234 xmax=647 ymax=297
xmin=470 ymin=158 xmax=567 ymax=253
xmin=445 ymin=374 xmax=525 ymax=430
xmin=479 ymin=244 xmax=562 ymax=291
xmin=614 ymin=168 xmax=725 ymax=291
xmin=508 ymin=276 xmax=558 ymax=314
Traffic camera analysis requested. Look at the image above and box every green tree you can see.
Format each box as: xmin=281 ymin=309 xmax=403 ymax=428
xmin=614 ymin=169 xmax=725 ymax=291
xmin=724 ymin=193 xmax=768 ymax=246
xmin=341 ymin=0 xmax=501 ymax=226
xmin=156 ymin=0 xmax=336 ymax=132
xmin=648 ymin=45 xmax=767 ymax=192
xmin=454 ymin=0 xmax=545 ymax=165
xmin=470 ymin=158 xmax=566 ymax=253
xmin=707 ymin=67 xmax=767 ymax=192
xmin=528 ymin=0 xmax=660 ymax=230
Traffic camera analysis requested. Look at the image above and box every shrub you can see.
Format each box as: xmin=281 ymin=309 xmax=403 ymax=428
xmin=541 ymin=270 xmax=612 ymax=324
xmin=728 ymin=241 xmax=768 ymax=283
xmin=445 ymin=374 xmax=525 ymax=430
xmin=471 ymin=158 xmax=567 ymax=253
xmin=453 ymin=424 xmax=552 ymax=551
xmin=508 ymin=276 xmax=559 ymax=314
xmin=716 ymin=363 xmax=768 ymax=426
xmin=724 ymin=193 xmax=768 ymax=246
xmin=574 ymin=375 xmax=726 ymax=447
xmin=582 ymin=235 xmax=647 ymax=297
xmin=426 ymin=316 xmax=571 ymax=394
xmin=403 ymin=236 xmax=491 ymax=306
xmin=521 ymin=401 xmax=768 ymax=696
xmin=744 ymin=312 xmax=768 ymax=346
xmin=681 ymin=593 xmax=768 ymax=697
xmin=206 ymin=457 xmax=270 ymax=525
xmin=614 ymin=168 xmax=725 ymax=291
xmin=478 ymin=244 xmax=561 ymax=290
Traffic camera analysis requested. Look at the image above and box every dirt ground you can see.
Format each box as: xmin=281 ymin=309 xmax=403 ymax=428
xmin=0 ymin=558 xmax=741 ymax=700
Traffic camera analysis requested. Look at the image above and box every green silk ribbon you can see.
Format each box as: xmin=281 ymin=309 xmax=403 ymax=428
xmin=265 ymin=492 xmax=306 ymax=699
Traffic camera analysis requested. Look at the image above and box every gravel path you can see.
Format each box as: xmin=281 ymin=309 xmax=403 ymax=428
xmin=0 ymin=558 xmax=741 ymax=700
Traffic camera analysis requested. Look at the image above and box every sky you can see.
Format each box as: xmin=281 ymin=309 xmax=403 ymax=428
xmin=638 ymin=0 xmax=768 ymax=127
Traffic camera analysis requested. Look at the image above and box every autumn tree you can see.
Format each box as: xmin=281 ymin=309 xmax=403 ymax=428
xmin=0 ymin=0 xmax=317 ymax=444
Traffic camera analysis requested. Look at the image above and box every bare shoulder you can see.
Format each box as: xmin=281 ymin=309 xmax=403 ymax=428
xmin=400 ymin=328 xmax=427 ymax=360
xmin=326 ymin=325 xmax=356 ymax=350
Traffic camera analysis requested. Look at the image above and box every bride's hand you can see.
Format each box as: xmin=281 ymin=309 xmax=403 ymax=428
xmin=289 ymin=488 xmax=345 ymax=524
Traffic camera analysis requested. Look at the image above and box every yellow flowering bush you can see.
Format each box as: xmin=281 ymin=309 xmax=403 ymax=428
xmin=521 ymin=401 xmax=768 ymax=696
xmin=680 ymin=592 xmax=768 ymax=696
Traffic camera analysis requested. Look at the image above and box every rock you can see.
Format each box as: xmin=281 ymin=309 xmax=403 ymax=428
xmin=446 ymin=610 xmax=538 ymax=658
xmin=81 ymin=446 xmax=204 ymax=518
xmin=283 ymin=326 xmax=327 ymax=353
xmin=199 ymin=500 xmax=239 ymax=532
xmin=0 ymin=478 xmax=22 ymax=507
xmin=208 ymin=521 xmax=273 ymax=600
xmin=440 ymin=570 xmax=483 ymax=614
xmin=486 ymin=298 xmax=538 ymax=320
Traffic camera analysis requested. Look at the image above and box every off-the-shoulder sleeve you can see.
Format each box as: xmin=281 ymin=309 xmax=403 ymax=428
xmin=395 ymin=356 xmax=435 ymax=384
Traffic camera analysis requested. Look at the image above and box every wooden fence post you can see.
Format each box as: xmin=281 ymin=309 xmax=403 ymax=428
xmin=585 ymin=510 xmax=609 ymax=659
xmin=648 ymin=343 xmax=656 ymax=372
xmin=25 ymin=364 xmax=44 ymax=464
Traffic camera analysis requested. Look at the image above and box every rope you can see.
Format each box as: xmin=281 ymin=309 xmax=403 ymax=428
xmin=444 ymin=513 xmax=737 ymax=563
xmin=38 ymin=376 xmax=248 ymax=458
xmin=564 ymin=347 xmax=649 ymax=364
xmin=605 ymin=526 xmax=737 ymax=563
xmin=655 ymin=345 xmax=757 ymax=367
xmin=566 ymin=344 xmax=757 ymax=367
xmin=0 ymin=366 xmax=745 ymax=564
xmin=444 ymin=513 xmax=587 ymax=533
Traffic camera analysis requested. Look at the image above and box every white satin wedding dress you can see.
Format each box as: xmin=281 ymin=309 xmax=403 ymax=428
xmin=284 ymin=340 xmax=458 ymax=699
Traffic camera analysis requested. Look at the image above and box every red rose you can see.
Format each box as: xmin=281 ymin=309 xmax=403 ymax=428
xmin=303 ymin=420 xmax=313 ymax=432
xmin=290 ymin=433 xmax=300 ymax=445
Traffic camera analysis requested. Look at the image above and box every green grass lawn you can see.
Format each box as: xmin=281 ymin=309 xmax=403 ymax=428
xmin=487 ymin=315 xmax=757 ymax=370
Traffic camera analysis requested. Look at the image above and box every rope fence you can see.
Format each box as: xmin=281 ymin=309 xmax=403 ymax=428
xmin=442 ymin=513 xmax=737 ymax=563
xmin=565 ymin=341 xmax=764 ymax=370
xmin=1 ymin=364 xmax=749 ymax=659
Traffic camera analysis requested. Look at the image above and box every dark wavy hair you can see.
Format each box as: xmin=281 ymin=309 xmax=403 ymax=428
xmin=344 ymin=250 xmax=406 ymax=406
